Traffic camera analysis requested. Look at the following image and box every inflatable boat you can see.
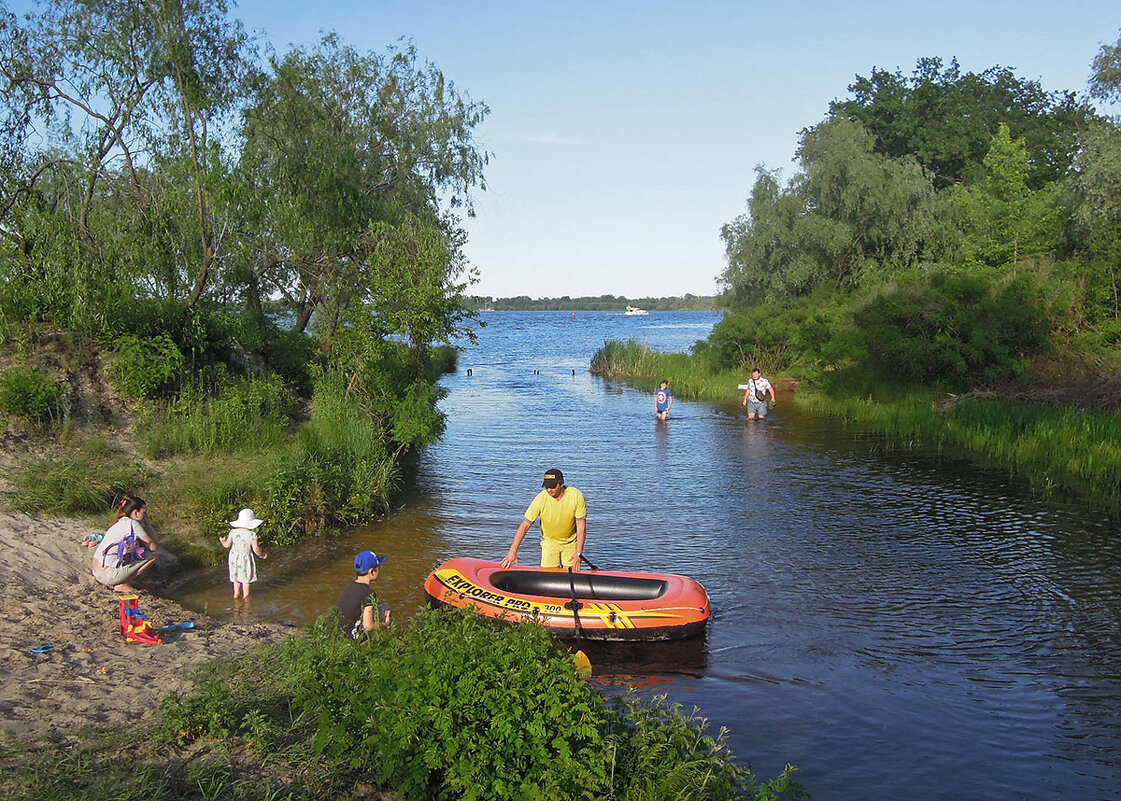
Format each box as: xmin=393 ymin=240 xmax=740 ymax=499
xmin=423 ymin=558 xmax=710 ymax=641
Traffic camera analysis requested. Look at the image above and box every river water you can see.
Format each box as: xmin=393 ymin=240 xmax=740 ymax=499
xmin=171 ymin=310 xmax=1121 ymax=801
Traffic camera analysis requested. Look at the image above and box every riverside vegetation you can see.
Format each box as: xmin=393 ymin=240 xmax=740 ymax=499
xmin=0 ymin=609 xmax=804 ymax=801
xmin=0 ymin=1 xmax=802 ymax=798
xmin=593 ymin=41 xmax=1121 ymax=518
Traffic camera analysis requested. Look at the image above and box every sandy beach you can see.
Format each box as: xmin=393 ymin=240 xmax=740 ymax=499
xmin=0 ymin=509 xmax=293 ymax=745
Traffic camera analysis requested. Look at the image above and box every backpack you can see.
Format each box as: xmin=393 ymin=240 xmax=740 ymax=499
xmin=101 ymin=522 xmax=145 ymax=568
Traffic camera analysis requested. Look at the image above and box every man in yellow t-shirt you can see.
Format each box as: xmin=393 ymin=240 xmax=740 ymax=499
xmin=501 ymin=468 xmax=588 ymax=570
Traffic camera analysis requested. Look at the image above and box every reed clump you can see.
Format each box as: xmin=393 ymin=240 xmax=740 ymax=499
xmin=137 ymin=374 xmax=294 ymax=458
xmin=591 ymin=339 xmax=746 ymax=401
xmin=795 ymin=386 xmax=1121 ymax=514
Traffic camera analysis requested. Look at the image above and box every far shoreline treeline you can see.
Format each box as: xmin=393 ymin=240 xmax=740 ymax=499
xmin=469 ymin=294 xmax=721 ymax=311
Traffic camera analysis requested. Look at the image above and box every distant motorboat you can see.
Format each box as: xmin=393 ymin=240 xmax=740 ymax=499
xmin=624 ymin=305 xmax=649 ymax=316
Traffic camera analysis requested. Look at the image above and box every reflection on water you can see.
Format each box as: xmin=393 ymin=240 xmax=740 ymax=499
xmin=170 ymin=311 xmax=1121 ymax=801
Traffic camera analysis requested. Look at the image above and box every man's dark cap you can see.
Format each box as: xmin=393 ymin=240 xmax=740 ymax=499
xmin=542 ymin=468 xmax=564 ymax=488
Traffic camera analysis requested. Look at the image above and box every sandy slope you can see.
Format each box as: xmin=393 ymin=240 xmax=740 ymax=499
xmin=0 ymin=510 xmax=293 ymax=745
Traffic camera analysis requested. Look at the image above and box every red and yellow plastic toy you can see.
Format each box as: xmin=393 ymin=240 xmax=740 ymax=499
xmin=118 ymin=595 xmax=162 ymax=645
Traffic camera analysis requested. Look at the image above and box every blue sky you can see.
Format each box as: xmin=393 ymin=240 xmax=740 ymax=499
xmin=21 ymin=0 xmax=1121 ymax=299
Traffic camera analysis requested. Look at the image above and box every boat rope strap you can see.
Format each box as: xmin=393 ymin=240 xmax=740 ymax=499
xmin=565 ymin=567 xmax=584 ymax=640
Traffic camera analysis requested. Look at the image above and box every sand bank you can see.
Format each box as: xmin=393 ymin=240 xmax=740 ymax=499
xmin=0 ymin=510 xmax=293 ymax=745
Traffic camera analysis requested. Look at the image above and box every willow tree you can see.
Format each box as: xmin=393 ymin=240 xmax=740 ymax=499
xmin=1066 ymin=29 xmax=1121 ymax=322
xmin=0 ymin=0 xmax=255 ymax=325
xmin=719 ymin=118 xmax=945 ymax=304
xmin=952 ymin=124 xmax=1064 ymax=269
xmin=236 ymin=35 xmax=489 ymax=351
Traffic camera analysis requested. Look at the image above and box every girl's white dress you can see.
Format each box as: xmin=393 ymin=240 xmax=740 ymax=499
xmin=227 ymin=527 xmax=258 ymax=584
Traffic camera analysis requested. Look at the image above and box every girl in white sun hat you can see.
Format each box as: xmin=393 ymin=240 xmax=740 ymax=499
xmin=220 ymin=508 xmax=268 ymax=600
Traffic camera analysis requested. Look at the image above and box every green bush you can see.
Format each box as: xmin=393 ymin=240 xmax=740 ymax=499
xmin=430 ymin=344 xmax=460 ymax=375
xmin=108 ymin=334 xmax=185 ymax=399
xmin=0 ymin=366 xmax=62 ymax=423
xmin=154 ymin=609 xmax=799 ymax=801
xmin=853 ymin=271 xmax=1049 ymax=387
xmin=708 ymin=307 xmax=771 ymax=369
xmin=707 ymin=292 xmax=857 ymax=375
xmin=391 ymin=379 xmax=445 ymax=451
xmin=331 ymin=336 xmax=449 ymax=450
xmin=259 ymin=326 xmax=317 ymax=395
xmin=310 ymin=610 xmax=611 ymax=800
xmin=258 ymin=370 xmax=395 ymax=542
xmin=103 ymin=297 xmax=238 ymax=369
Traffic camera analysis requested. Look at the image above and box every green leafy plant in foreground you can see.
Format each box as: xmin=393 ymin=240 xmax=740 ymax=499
xmin=154 ymin=609 xmax=803 ymax=801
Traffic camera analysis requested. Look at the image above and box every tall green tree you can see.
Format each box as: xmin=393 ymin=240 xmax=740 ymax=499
xmin=830 ymin=57 xmax=1096 ymax=188
xmin=719 ymin=166 xmax=813 ymax=304
xmin=1089 ymin=28 xmax=1121 ymax=106
xmin=236 ymin=35 xmax=489 ymax=349
xmin=0 ymin=0 xmax=255 ymax=321
xmin=1068 ymin=29 xmax=1121 ymax=320
xmin=951 ymin=123 xmax=1064 ymax=269
xmin=798 ymin=118 xmax=945 ymax=280
xmin=719 ymin=119 xmax=945 ymax=303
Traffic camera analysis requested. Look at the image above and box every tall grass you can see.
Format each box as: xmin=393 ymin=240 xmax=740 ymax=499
xmin=591 ymin=339 xmax=746 ymax=401
xmin=2 ymin=434 xmax=153 ymax=516
xmin=2 ymin=368 xmax=404 ymax=552
xmin=593 ymin=338 xmax=1121 ymax=516
xmin=947 ymin=399 xmax=1121 ymax=508
xmin=138 ymin=374 xmax=292 ymax=458
xmin=144 ymin=450 xmax=279 ymax=565
xmin=147 ymin=376 xmax=398 ymax=550
xmin=797 ymin=386 xmax=1121 ymax=514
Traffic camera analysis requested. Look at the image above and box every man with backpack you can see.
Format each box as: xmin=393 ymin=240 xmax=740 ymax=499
xmin=741 ymin=368 xmax=776 ymax=420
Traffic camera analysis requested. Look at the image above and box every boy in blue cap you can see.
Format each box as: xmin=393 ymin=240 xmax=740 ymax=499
xmin=336 ymin=550 xmax=391 ymax=639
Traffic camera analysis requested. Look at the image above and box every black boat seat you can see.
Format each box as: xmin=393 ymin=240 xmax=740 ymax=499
xmin=490 ymin=570 xmax=668 ymax=601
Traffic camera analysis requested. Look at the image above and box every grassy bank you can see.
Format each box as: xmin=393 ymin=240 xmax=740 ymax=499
xmin=1 ymin=609 xmax=804 ymax=801
xmin=591 ymin=339 xmax=1121 ymax=518
xmin=795 ymin=386 xmax=1121 ymax=514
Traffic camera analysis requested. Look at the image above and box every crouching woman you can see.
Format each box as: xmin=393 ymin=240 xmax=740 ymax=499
xmin=91 ymin=494 xmax=158 ymax=593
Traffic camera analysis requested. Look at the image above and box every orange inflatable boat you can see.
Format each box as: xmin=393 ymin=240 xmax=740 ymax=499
xmin=423 ymin=558 xmax=711 ymax=641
